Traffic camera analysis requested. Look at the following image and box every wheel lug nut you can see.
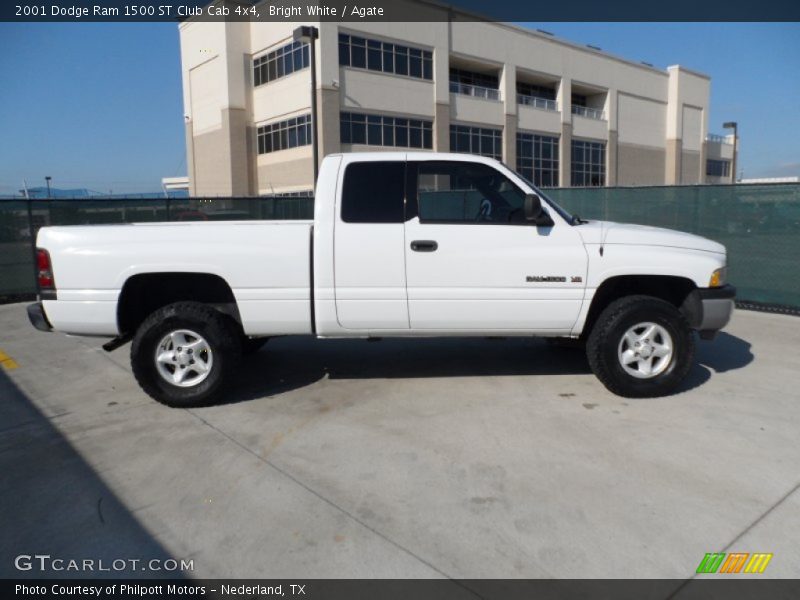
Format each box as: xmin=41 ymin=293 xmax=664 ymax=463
xmin=177 ymin=347 xmax=182 ymax=351
xmin=188 ymin=349 xmax=193 ymax=354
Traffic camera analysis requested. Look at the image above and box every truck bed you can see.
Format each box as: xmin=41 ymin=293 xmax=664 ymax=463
xmin=38 ymin=221 xmax=314 ymax=336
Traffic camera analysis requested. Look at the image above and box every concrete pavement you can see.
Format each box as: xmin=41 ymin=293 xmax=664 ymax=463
xmin=0 ymin=302 xmax=798 ymax=579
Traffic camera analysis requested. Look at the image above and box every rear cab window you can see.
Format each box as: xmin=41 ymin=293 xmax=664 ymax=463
xmin=340 ymin=161 xmax=406 ymax=223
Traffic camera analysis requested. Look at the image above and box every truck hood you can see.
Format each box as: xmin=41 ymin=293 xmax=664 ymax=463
xmin=575 ymin=221 xmax=725 ymax=254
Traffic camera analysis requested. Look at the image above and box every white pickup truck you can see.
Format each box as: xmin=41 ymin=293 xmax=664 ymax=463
xmin=27 ymin=152 xmax=734 ymax=406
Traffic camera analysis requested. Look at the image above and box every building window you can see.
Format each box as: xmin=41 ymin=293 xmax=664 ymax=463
xmin=338 ymin=34 xmax=432 ymax=80
xmin=340 ymin=112 xmax=433 ymax=149
xmin=450 ymin=68 xmax=499 ymax=90
xmin=254 ymin=41 xmax=309 ymax=87
xmin=449 ymin=68 xmax=500 ymax=100
xmin=257 ymin=114 xmax=312 ymax=154
xmin=706 ymin=159 xmax=731 ymax=178
xmin=571 ymin=140 xmax=605 ymax=186
xmin=450 ymin=124 xmax=502 ymax=160
xmin=571 ymin=93 xmax=587 ymax=107
xmin=517 ymin=82 xmax=556 ymax=101
xmin=517 ymin=133 xmax=559 ymax=188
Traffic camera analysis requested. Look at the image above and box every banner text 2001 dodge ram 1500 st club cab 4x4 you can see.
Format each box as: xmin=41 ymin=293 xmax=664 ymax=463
xmin=27 ymin=153 xmax=735 ymax=406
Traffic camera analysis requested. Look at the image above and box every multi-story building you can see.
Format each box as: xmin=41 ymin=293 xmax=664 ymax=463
xmin=179 ymin=0 xmax=738 ymax=195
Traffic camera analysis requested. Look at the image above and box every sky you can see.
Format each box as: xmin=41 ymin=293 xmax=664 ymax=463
xmin=0 ymin=21 xmax=798 ymax=194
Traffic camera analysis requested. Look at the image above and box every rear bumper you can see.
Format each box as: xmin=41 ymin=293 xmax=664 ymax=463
xmin=681 ymin=285 xmax=736 ymax=338
xmin=27 ymin=302 xmax=53 ymax=332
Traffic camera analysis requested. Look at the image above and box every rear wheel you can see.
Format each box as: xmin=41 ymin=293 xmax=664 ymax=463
xmin=131 ymin=302 xmax=241 ymax=407
xmin=586 ymin=295 xmax=694 ymax=397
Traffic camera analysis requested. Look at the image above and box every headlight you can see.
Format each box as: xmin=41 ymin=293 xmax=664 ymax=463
xmin=709 ymin=267 xmax=727 ymax=288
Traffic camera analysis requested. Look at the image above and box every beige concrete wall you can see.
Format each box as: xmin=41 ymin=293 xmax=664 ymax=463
xmin=318 ymin=87 xmax=341 ymax=160
xmin=681 ymin=150 xmax=702 ymax=185
xmin=245 ymin=125 xmax=258 ymax=194
xmin=226 ymin=108 xmax=250 ymax=196
xmin=434 ymin=103 xmax=450 ymax=152
xmin=185 ymin=121 xmax=196 ymax=196
xmin=606 ymin=130 xmax=618 ymax=187
xmin=189 ymin=108 xmax=250 ymax=196
xmin=681 ymin=105 xmax=704 ymax=152
xmin=665 ymin=138 xmax=681 ymax=185
xmin=252 ymin=71 xmax=312 ymax=125
xmin=503 ymin=114 xmax=517 ymax=166
xmin=617 ymin=143 xmax=666 ymax=186
xmin=451 ymin=94 xmax=505 ymax=127
xmin=706 ymin=140 xmax=735 ymax=161
xmin=339 ymin=68 xmax=435 ymax=117
xmin=559 ymin=123 xmax=572 ymax=187
xmin=192 ymin=126 xmax=232 ymax=196
xmin=256 ymin=146 xmax=314 ymax=194
xmin=517 ymin=105 xmax=561 ymax=135
xmin=617 ymin=93 xmax=666 ymax=149
xmin=571 ymin=115 xmax=608 ymax=142
xmin=188 ymin=57 xmax=224 ymax=133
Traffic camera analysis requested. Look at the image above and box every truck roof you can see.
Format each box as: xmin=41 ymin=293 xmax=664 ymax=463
xmin=327 ymin=152 xmax=503 ymax=166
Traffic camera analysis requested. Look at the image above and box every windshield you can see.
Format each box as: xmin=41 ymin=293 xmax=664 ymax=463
xmin=501 ymin=162 xmax=577 ymax=224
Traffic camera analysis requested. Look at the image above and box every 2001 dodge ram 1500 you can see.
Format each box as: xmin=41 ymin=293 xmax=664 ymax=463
xmin=27 ymin=153 xmax=735 ymax=406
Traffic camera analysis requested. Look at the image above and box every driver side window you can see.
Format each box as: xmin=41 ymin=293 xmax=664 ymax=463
xmin=414 ymin=161 xmax=527 ymax=224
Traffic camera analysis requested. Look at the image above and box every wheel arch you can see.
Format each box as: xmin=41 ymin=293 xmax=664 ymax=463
xmin=117 ymin=272 xmax=240 ymax=336
xmin=581 ymin=274 xmax=697 ymax=338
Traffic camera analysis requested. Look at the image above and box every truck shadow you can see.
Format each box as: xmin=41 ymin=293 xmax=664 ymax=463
xmin=695 ymin=331 xmax=754 ymax=373
xmin=676 ymin=331 xmax=754 ymax=393
xmin=0 ymin=368 xmax=181 ymax=578
xmin=225 ymin=331 xmax=754 ymax=404
xmin=226 ymin=337 xmax=588 ymax=404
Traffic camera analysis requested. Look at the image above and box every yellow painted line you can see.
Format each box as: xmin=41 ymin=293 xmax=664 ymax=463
xmin=0 ymin=349 xmax=19 ymax=370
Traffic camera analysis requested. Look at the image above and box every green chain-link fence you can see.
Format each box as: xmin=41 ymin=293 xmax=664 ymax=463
xmin=1 ymin=184 xmax=798 ymax=310
xmin=0 ymin=196 xmax=314 ymax=298
xmin=546 ymin=184 xmax=800 ymax=309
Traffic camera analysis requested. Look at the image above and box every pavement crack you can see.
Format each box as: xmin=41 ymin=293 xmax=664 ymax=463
xmin=185 ymin=408 xmax=481 ymax=596
xmin=665 ymin=479 xmax=800 ymax=598
xmin=718 ymin=479 xmax=800 ymax=553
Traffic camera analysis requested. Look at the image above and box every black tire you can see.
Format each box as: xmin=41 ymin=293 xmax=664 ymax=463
xmin=131 ymin=302 xmax=241 ymax=407
xmin=241 ymin=336 xmax=269 ymax=355
xmin=586 ymin=295 xmax=695 ymax=398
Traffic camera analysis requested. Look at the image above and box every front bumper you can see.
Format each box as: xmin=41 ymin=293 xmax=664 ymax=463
xmin=27 ymin=302 xmax=53 ymax=332
xmin=681 ymin=284 xmax=736 ymax=338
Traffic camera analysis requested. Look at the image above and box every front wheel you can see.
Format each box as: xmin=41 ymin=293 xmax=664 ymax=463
xmin=586 ymin=295 xmax=695 ymax=398
xmin=131 ymin=302 xmax=241 ymax=407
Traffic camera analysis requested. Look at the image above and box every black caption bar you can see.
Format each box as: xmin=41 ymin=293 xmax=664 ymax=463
xmin=3 ymin=0 xmax=800 ymax=22
xmin=5 ymin=579 xmax=800 ymax=600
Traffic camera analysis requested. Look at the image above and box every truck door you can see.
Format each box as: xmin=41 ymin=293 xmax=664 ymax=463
xmin=333 ymin=156 xmax=410 ymax=329
xmin=403 ymin=159 xmax=587 ymax=332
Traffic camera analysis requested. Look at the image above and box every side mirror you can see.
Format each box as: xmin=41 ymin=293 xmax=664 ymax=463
xmin=524 ymin=194 xmax=554 ymax=227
